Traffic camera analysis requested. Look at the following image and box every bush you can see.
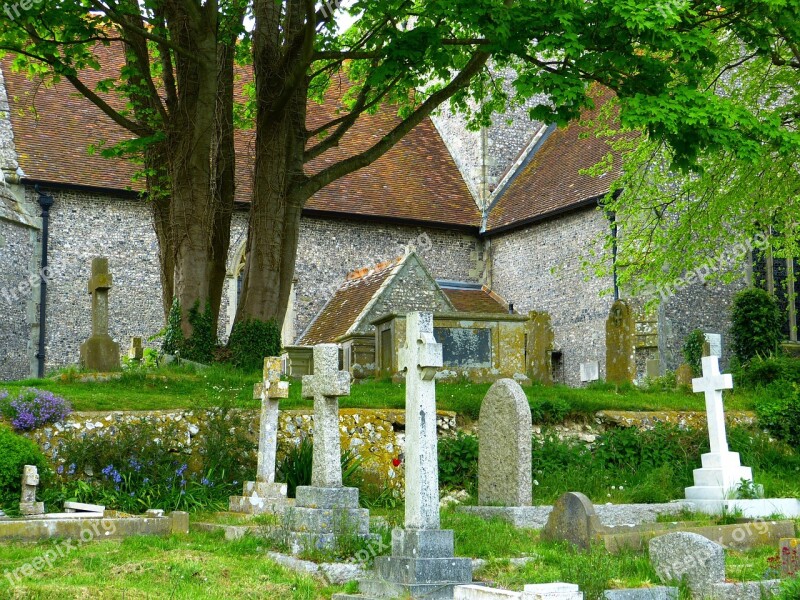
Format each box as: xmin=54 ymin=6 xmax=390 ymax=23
xmin=438 ymin=432 xmax=479 ymax=491
xmin=740 ymin=355 xmax=800 ymax=388
xmin=530 ymin=397 xmax=571 ymax=424
xmin=754 ymin=383 xmax=800 ymax=447
xmin=0 ymin=425 xmax=50 ymax=511
xmin=162 ymin=298 xmax=217 ymax=364
xmin=162 ymin=298 xmax=184 ymax=356
xmin=227 ymin=319 xmax=282 ymax=371
xmin=731 ymin=288 xmax=784 ymax=364
xmin=0 ymin=388 xmax=72 ymax=430
xmin=682 ymin=329 xmax=706 ymax=376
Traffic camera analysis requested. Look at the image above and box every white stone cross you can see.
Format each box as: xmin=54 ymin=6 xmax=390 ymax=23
xmin=399 ymin=312 xmax=443 ymax=530
xmin=693 ymin=355 xmax=734 ymax=454
xmin=302 ymin=344 xmax=350 ymax=488
xmin=253 ymin=357 xmax=289 ymax=484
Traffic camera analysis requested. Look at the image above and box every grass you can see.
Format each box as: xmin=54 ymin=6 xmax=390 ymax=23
xmin=0 ymin=530 xmax=345 ymax=599
xmin=0 ymin=365 xmax=758 ymax=418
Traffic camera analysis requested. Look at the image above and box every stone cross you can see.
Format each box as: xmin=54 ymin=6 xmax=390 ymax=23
xmin=693 ymin=355 xmax=733 ymax=454
xmin=19 ymin=465 xmax=44 ymax=516
xmin=302 ymin=344 xmax=350 ymax=488
xmin=254 ymin=357 xmax=289 ymax=484
xmin=398 ymin=312 xmax=443 ymax=530
xmin=88 ymin=257 xmax=112 ymax=337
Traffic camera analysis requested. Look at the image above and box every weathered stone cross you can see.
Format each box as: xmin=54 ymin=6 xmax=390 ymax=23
xmin=89 ymin=257 xmax=112 ymax=337
xmin=254 ymin=357 xmax=290 ymax=484
xmin=398 ymin=311 xmax=443 ymax=530
xmin=302 ymin=344 xmax=350 ymax=488
xmin=693 ymin=355 xmax=734 ymax=454
xmin=19 ymin=465 xmax=44 ymax=516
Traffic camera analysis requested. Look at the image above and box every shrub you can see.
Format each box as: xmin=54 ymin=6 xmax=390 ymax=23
xmin=730 ymin=288 xmax=784 ymax=364
xmin=754 ymin=383 xmax=800 ymax=447
xmin=438 ymin=432 xmax=479 ymax=490
xmin=740 ymin=354 xmax=800 ymax=388
xmin=0 ymin=388 xmax=72 ymax=430
xmin=162 ymin=298 xmax=184 ymax=356
xmin=682 ymin=329 xmax=706 ymax=376
xmin=162 ymin=298 xmax=217 ymax=364
xmin=0 ymin=425 xmax=50 ymax=511
xmin=530 ymin=397 xmax=571 ymax=424
xmin=227 ymin=319 xmax=281 ymax=371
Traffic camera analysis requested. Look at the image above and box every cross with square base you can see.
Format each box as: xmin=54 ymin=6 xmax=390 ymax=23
xmin=399 ymin=312 xmax=443 ymax=530
xmin=254 ymin=357 xmax=289 ymax=484
xmin=302 ymin=344 xmax=350 ymax=488
xmin=693 ymin=355 xmax=733 ymax=454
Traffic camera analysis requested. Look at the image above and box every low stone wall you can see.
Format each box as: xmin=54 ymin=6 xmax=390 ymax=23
xmin=18 ymin=408 xmax=459 ymax=493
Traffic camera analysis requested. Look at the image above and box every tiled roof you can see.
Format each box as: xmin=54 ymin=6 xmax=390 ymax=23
xmin=1 ymin=49 xmax=480 ymax=228
xmin=442 ymin=287 xmax=508 ymax=314
xmin=484 ymin=87 xmax=621 ymax=233
xmin=297 ymin=258 xmax=400 ymax=345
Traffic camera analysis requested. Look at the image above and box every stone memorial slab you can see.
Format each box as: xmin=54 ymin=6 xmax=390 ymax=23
xmin=527 ymin=311 xmax=555 ymax=385
xmin=128 ymin=337 xmax=144 ymax=362
xmin=522 ymin=583 xmax=583 ymax=600
xmin=230 ymin=357 xmax=291 ymax=514
xmin=79 ymin=257 xmax=121 ymax=372
xmin=605 ymin=300 xmax=635 ymax=384
xmin=704 ymin=333 xmax=722 ymax=358
xmin=64 ymin=501 xmax=105 ymax=514
xmin=19 ymin=465 xmax=44 ymax=516
xmin=478 ymin=379 xmax=532 ymax=507
xmin=646 ymin=358 xmax=661 ymax=379
xmin=675 ymin=364 xmax=694 ymax=388
xmin=603 ymin=588 xmax=678 ymax=600
xmin=649 ymin=532 xmax=725 ymax=597
xmin=579 ymin=361 xmax=599 ymax=383
xmin=685 ymin=356 xmax=754 ymax=502
xmin=541 ymin=492 xmax=602 ymax=551
xmin=780 ymin=538 xmax=799 ymax=577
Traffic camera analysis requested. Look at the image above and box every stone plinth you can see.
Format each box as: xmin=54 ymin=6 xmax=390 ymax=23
xmin=283 ymin=486 xmax=371 ymax=553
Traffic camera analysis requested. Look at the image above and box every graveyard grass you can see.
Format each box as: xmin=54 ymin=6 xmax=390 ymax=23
xmin=1 ymin=363 xmax=758 ymax=418
xmin=0 ymin=512 xmax=787 ymax=599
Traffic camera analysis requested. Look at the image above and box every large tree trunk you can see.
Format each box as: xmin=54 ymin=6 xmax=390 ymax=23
xmin=148 ymin=145 xmax=175 ymax=323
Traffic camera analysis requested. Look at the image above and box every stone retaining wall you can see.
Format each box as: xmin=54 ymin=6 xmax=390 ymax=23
xmin=19 ymin=408 xmax=459 ymax=493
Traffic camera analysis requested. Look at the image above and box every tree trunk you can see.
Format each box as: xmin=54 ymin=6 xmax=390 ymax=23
xmin=147 ymin=144 xmax=175 ymax=323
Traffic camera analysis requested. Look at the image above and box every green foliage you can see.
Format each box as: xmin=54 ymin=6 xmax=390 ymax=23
xmin=47 ymin=407 xmax=255 ymax=512
xmin=275 ymin=437 xmax=362 ymax=498
xmin=162 ymin=298 xmax=184 ymax=356
xmin=682 ymin=329 xmax=706 ymax=376
xmin=0 ymin=424 xmax=50 ymax=512
xmin=731 ymin=288 xmax=785 ymax=364
xmin=754 ymin=383 xmax=800 ymax=447
xmin=182 ymin=300 xmax=217 ymax=363
xmin=226 ymin=319 xmax=281 ymax=371
xmin=778 ymin=576 xmax=800 ymax=600
xmin=530 ymin=396 xmax=571 ymax=424
xmin=740 ymin=355 xmax=800 ymax=388
xmin=438 ymin=432 xmax=479 ymax=491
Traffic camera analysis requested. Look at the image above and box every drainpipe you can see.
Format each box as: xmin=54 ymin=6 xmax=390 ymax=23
xmin=36 ymin=187 xmax=54 ymax=378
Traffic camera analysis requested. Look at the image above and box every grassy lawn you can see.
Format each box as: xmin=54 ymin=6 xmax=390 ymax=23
xmin=0 ymin=530 xmax=344 ymax=599
xmin=0 ymin=509 xmax=793 ymax=599
xmin=0 ymin=364 xmax=758 ymax=419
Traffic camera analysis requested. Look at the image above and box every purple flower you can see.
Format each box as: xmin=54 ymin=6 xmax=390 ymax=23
xmin=67 ymin=463 xmax=77 ymax=475
xmin=3 ymin=388 xmax=71 ymax=431
xmin=175 ymin=464 xmax=188 ymax=477
xmin=200 ymin=477 xmax=211 ymax=486
xmin=101 ymin=464 xmax=122 ymax=485
xmin=57 ymin=465 xmax=64 ymax=474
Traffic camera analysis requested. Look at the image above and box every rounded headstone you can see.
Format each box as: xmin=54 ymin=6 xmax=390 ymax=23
xmin=648 ymin=532 xmax=725 ymax=596
xmin=541 ymin=492 xmax=603 ymax=550
xmin=478 ymin=379 xmax=532 ymax=507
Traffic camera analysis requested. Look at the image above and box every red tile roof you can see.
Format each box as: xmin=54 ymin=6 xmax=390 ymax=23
xmin=2 ymin=48 xmax=480 ymax=228
xmin=441 ymin=287 xmax=508 ymax=314
xmin=484 ymin=87 xmax=622 ymax=233
xmin=297 ymin=257 xmax=400 ymax=345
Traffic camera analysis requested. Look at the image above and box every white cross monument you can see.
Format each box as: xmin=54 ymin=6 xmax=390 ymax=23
xmin=685 ymin=356 xmax=754 ymax=502
xmin=229 ymin=356 xmax=291 ymax=514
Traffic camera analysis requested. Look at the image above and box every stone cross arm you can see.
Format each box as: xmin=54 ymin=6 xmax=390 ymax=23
xmin=399 ymin=313 xmax=443 ymax=382
xmin=254 ymin=357 xmax=290 ymax=400
xmin=692 ymin=356 xmax=733 ymax=395
xmin=88 ymin=257 xmax=112 ymax=294
xmin=301 ymin=344 xmax=350 ymax=399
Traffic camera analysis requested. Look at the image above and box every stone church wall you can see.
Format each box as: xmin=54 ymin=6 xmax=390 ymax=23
xmin=488 ymin=206 xmax=615 ymax=386
xmin=10 ymin=186 xmax=481 ymax=373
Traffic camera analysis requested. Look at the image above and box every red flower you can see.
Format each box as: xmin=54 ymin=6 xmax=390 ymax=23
xmin=392 ymin=458 xmax=402 ymax=467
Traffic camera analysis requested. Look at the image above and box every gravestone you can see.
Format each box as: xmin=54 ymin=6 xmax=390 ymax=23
xmin=19 ymin=465 xmax=44 ymax=516
xmin=675 ymin=364 xmax=693 ymax=388
xmin=603 ymin=588 xmax=678 ymax=600
xmin=579 ymin=361 xmax=599 ymax=383
xmin=703 ymin=333 xmax=722 ymax=358
xmin=649 ymin=532 xmax=725 ymax=598
xmin=128 ymin=337 xmax=144 ymax=362
xmin=478 ymin=379 xmax=532 ymax=507
xmin=781 ymin=538 xmax=799 ymax=577
xmin=646 ymin=356 xmax=661 ymax=379
xmin=527 ymin=311 xmax=554 ymax=384
xmin=283 ymin=344 xmax=371 ymax=552
xmin=79 ymin=257 xmax=121 ymax=372
xmin=0 ymin=509 xmax=6 ymax=520
xmin=230 ymin=357 xmax=290 ymax=514
xmin=684 ymin=356 xmax=754 ymax=502
xmin=522 ymin=583 xmax=582 ymax=599
xmin=541 ymin=492 xmax=603 ymax=551
xmin=335 ymin=312 xmax=472 ymax=599
xmin=605 ymin=300 xmax=635 ymax=384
